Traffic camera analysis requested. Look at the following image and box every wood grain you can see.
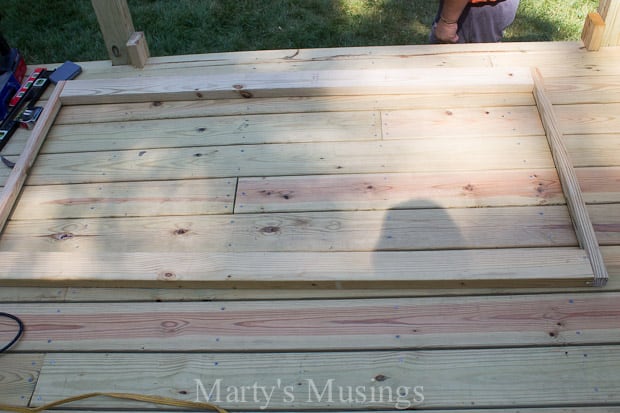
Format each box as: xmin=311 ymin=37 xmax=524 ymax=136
xmin=59 ymin=68 xmax=533 ymax=105
xmin=31 ymin=347 xmax=620 ymax=409
xmin=0 ymin=248 xmax=594 ymax=288
xmin=235 ymin=169 xmax=565 ymax=213
xmin=0 ymin=206 xmax=578 ymax=253
xmin=45 ymin=111 xmax=380 ymax=153
xmin=12 ymin=178 xmax=236 ymax=219
xmin=0 ymin=83 xmax=64 ymax=234
xmin=3 ymin=293 xmax=620 ymax=351
xmin=27 ymin=137 xmax=555 ymax=185
xmin=533 ymin=68 xmax=608 ymax=287
xmin=0 ymin=354 xmax=45 ymax=406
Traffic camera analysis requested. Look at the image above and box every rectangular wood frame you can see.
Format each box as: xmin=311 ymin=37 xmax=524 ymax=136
xmin=0 ymin=67 xmax=608 ymax=288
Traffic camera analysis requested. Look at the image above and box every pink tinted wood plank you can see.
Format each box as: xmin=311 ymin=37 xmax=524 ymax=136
xmin=235 ymin=169 xmax=565 ymax=213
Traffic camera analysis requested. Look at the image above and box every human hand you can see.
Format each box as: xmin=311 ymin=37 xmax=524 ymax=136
xmin=433 ymin=20 xmax=459 ymax=43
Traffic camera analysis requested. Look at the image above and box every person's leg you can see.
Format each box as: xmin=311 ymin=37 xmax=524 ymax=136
xmin=457 ymin=0 xmax=520 ymax=43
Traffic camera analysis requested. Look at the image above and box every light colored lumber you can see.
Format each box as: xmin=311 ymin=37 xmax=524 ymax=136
xmin=582 ymin=12 xmax=606 ymax=51
xmin=545 ymin=76 xmax=620 ymax=105
xmin=567 ymin=135 xmax=620 ymax=167
xmin=589 ymin=203 xmax=620 ymax=245
xmin=27 ymin=137 xmax=555 ymax=185
xmin=126 ymin=31 xmax=149 ymax=69
xmin=600 ymin=0 xmax=620 ymax=46
xmin=2 ymin=246 xmax=619 ymax=303
xmin=556 ymin=103 xmax=620 ymax=135
xmin=55 ymin=93 xmax=535 ymax=125
xmin=382 ymin=106 xmax=543 ymax=139
xmin=236 ymin=169 xmax=565 ymax=212
xmin=91 ymin=0 xmax=136 ymax=65
xmin=578 ymin=166 xmax=620 ymax=203
xmin=31 ymin=346 xmax=620 ymax=409
xmin=59 ymin=68 xmax=533 ymax=105
xmin=11 ymin=178 xmax=236 ymax=220
xmin=0 ymin=354 xmax=45 ymax=406
xmin=44 ymin=111 xmax=380 ymax=153
xmin=38 ymin=410 xmax=620 ymax=413
xmin=0 ymin=248 xmax=595 ymax=288
xmin=533 ymin=68 xmax=608 ymax=287
xmin=4 ymin=292 xmax=620 ymax=352
xmin=0 ymin=82 xmax=64 ymax=234
xmin=0 ymin=207 xmax=577 ymax=253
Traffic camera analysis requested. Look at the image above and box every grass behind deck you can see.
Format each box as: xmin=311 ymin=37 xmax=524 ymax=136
xmin=1 ymin=0 xmax=599 ymax=64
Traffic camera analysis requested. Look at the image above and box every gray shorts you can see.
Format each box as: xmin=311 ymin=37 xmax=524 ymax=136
xmin=430 ymin=0 xmax=520 ymax=43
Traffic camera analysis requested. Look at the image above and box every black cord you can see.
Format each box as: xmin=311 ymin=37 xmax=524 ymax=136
xmin=0 ymin=312 xmax=24 ymax=353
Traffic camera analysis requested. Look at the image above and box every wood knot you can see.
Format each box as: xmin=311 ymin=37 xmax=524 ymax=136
xmin=173 ymin=228 xmax=190 ymax=236
xmin=51 ymin=232 xmax=74 ymax=241
xmin=463 ymin=184 xmax=475 ymax=192
xmin=151 ymin=101 xmax=162 ymax=107
xmin=159 ymin=271 xmax=177 ymax=281
xmin=239 ymin=90 xmax=253 ymax=99
xmin=374 ymin=374 xmax=388 ymax=382
xmin=260 ymin=226 xmax=281 ymax=235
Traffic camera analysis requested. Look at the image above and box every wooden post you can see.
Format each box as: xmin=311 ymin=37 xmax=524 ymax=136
xmin=599 ymin=0 xmax=620 ymax=46
xmin=582 ymin=12 xmax=606 ymax=50
xmin=126 ymin=31 xmax=150 ymax=69
xmin=92 ymin=0 xmax=138 ymax=66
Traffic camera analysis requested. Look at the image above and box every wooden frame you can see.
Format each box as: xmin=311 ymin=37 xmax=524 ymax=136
xmin=0 ymin=67 xmax=608 ymax=288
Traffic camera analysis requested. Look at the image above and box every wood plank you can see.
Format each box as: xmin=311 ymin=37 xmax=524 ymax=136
xmin=3 ymin=245 xmax=615 ymax=301
xmin=578 ymin=166 xmax=620 ymax=203
xmin=126 ymin=31 xmax=149 ymax=69
xmin=0 ymin=248 xmax=595 ymax=288
xmin=600 ymin=0 xmax=620 ymax=46
xmin=4 ymin=292 xmax=620 ymax=352
xmin=582 ymin=12 xmax=606 ymax=51
xmin=56 ymin=93 xmax=535 ymax=125
xmin=556 ymin=103 xmax=620 ymax=135
xmin=26 ymin=137 xmax=555 ymax=186
xmin=59 ymin=68 xmax=533 ymax=105
xmin=546 ymin=76 xmax=620 ymax=105
xmin=0 ymin=83 xmax=64 ymax=234
xmin=31 ymin=346 xmax=620 ymax=409
xmin=236 ymin=169 xmax=564 ymax=213
xmin=44 ymin=111 xmax=381 ymax=153
xmin=0 ymin=206 xmax=578 ymax=253
xmin=11 ymin=178 xmax=236 ymax=220
xmin=0 ymin=354 xmax=45 ymax=406
xmin=91 ymin=0 xmax=136 ymax=65
xmin=567 ymin=135 xmax=620 ymax=167
xmin=382 ymin=106 xmax=543 ymax=139
xmin=590 ymin=203 xmax=620 ymax=245
xmin=533 ymin=68 xmax=608 ymax=287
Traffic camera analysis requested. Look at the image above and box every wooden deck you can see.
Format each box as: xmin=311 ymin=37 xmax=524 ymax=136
xmin=1 ymin=41 xmax=620 ymax=411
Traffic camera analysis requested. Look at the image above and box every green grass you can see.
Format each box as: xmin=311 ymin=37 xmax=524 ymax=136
xmin=1 ymin=0 xmax=600 ymax=64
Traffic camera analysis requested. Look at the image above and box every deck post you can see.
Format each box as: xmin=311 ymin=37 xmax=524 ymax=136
xmin=92 ymin=0 xmax=149 ymax=66
xmin=599 ymin=0 xmax=620 ymax=46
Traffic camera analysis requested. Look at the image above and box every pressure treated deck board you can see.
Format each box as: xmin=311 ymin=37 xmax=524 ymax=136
xmin=12 ymin=178 xmax=237 ymax=219
xmin=0 ymin=206 xmax=578 ymax=253
xmin=44 ymin=111 xmax=381 ymax=154
xmin=24 ymin=137 xmax=555 ymax=186
xmin=556 ymin=103 xmax=620 ymax=135
xmin=31 ymin=346 xmax=620 ymax=409
xmin=0 ymin=354 xmax=45 ymax=406
xmin=382 ymin=106 xmax=544 ymax=139
xmin=567 ymin=134 xmax=620 ymax=167
xmin=545 ymin=75 xmax=620 ymax=104
xmin=59 ymin=68 xmax=532 ymax=105
xmin=56 ymin=93 xmax=536 ymax=125
xmin=235 ymin=169 xmax=564 ymax=213
xmin=4 ymin=293 xmax=620 ymax=352
xmin=0 ymin=248 xmax=594 ymax=288
xmin=579 ymin=166 xmax=620 ymax=203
